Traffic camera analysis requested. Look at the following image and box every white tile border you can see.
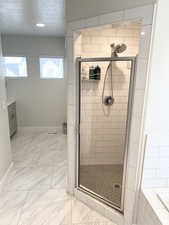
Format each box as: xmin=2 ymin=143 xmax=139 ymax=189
xmin=66 ymin=4 xmax=155 ymax=225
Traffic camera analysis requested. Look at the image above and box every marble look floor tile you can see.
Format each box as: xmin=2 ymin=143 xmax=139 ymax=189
xmin=37 ymin=150 xmax=66 ymax=166
xmin=13 ymin=149 xmax=41 ymax=167
xmin=11 ymin=134 xmax=34 ymax=152
xmin=31 ymin=133 xmax=60 ymax=150
xmin=0 ymin=191 xmax=28 ymax=225
xmin=37 ymin=150 xmax=59 ymax=166
xmin=71 ymin=199 xmax=111 ymax=224
xmin=51 ymin=161 xmax=67 ymax=189
xmin=3 ymin=166 xmax=53 ymax=191
xmin=56 ymin=135 xmax=67 ymax=150
xmin=0 ymin=131 xmax=117 ymax=225
xmin=18 ymin=190 xmax=72 ymax=225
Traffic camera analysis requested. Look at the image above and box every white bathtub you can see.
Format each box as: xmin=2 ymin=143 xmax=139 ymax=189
xmin=157 ymin=189 xmax=169 ymax=213
xmin=142 ymin=188 xmax=169 ymax=225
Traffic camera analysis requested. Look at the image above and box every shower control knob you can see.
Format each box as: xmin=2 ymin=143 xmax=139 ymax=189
xmin=104 ymin=96 xmax=114 ymax=105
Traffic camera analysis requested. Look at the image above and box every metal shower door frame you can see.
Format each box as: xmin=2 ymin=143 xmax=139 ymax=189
xmin=76 ymin=56 xmax=137 ymax=212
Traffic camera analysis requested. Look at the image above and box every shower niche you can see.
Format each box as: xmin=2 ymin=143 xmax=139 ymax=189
xmin=77 ymin=56 xmax=136 ymax=212
xmin=81 ymin=64 xmax=101 ymax=81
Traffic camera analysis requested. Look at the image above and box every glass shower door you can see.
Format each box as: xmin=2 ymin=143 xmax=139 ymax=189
xmin=77 ymin=57 xmax=136 ymax=212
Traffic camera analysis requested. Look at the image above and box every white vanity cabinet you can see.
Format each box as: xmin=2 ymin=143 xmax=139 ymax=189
xmin=8 ymin=101 xmax=17 ymax=137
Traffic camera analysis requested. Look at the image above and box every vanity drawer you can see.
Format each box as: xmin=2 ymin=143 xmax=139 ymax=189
xmin=8 ymin=102 xmax=17 ymax=137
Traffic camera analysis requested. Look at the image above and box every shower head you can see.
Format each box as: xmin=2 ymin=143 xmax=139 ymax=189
xmin=110 ymin=43 xmax=127 ymax=57
xmin=115 ymin=44 xmax=127 ymax=53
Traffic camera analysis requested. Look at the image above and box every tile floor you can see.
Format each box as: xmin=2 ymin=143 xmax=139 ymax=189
xmin=0 ymin=131 xmax=116 ymax=225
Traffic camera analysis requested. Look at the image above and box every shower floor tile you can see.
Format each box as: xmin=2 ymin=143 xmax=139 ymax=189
xmin=80 ymin=164 xmax=123 ymax=207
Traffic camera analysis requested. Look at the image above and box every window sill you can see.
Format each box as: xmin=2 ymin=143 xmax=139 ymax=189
xmin=6 ymin=76 xmax=28 ymax=79
xmin=40 ymin=77 xmax=64 ymax=79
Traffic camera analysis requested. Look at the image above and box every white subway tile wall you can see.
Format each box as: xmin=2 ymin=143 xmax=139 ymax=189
xmin=142 ymin=134 xmax=169 ymax=188
xmin=80 ymin=24 xmax=141 ymax=165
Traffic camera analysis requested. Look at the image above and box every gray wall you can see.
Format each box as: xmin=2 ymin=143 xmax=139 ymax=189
xmin=2 ymin=35 xmax=67 ymax=127
xmin=0 ymin=35 xmax=12 ymax=182
xmin=66 ymin=0 xmax=156 ymax=22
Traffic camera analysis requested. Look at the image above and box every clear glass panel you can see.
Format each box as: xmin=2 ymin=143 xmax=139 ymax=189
xmin=40 ymin=58 xmax=64 ymax=79
xmin=4 ymin=57 xmax=27 ymax=77
xmin=79 ymin=59 xmax=133 ymax=210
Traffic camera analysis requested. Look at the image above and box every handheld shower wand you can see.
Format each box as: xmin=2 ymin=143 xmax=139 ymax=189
xmin=102 ymin=43 xmax=127 ymax=106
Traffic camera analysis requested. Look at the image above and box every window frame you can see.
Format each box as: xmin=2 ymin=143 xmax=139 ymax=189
xmin=39 ymin=56 xmax=64 ymax=79
xmin=4 ymin=55 xmax=28 ymax=78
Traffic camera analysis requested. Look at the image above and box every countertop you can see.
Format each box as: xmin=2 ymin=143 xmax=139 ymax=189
xmin=7 ymin=98 xmax=16 ymax=106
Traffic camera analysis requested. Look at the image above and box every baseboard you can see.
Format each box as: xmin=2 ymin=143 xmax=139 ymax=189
xmin=18 ymin=126 xmax=62 ymax=134
xmin=0 ymin=162 xmax=13 ymax=192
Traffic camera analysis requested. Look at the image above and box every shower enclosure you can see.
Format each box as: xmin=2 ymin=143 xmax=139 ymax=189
xmin=76 ymin=56 xmax=136 ymax=212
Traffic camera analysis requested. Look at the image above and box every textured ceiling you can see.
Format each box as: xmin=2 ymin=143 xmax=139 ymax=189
xmin=0 ymin=0 xmax=65 ymax=37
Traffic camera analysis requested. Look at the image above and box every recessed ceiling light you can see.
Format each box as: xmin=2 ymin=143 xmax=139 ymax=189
xmin=141 ymin=31 xmax=145 ymax=36
xmin=36 ymin=23 xmax=45 ymax=28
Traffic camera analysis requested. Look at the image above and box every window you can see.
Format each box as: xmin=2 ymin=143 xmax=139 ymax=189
xmin=40 ymin=58 xmax=64 ymax=79
xmin=4 ymin=57 xmax=27 ymax=77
